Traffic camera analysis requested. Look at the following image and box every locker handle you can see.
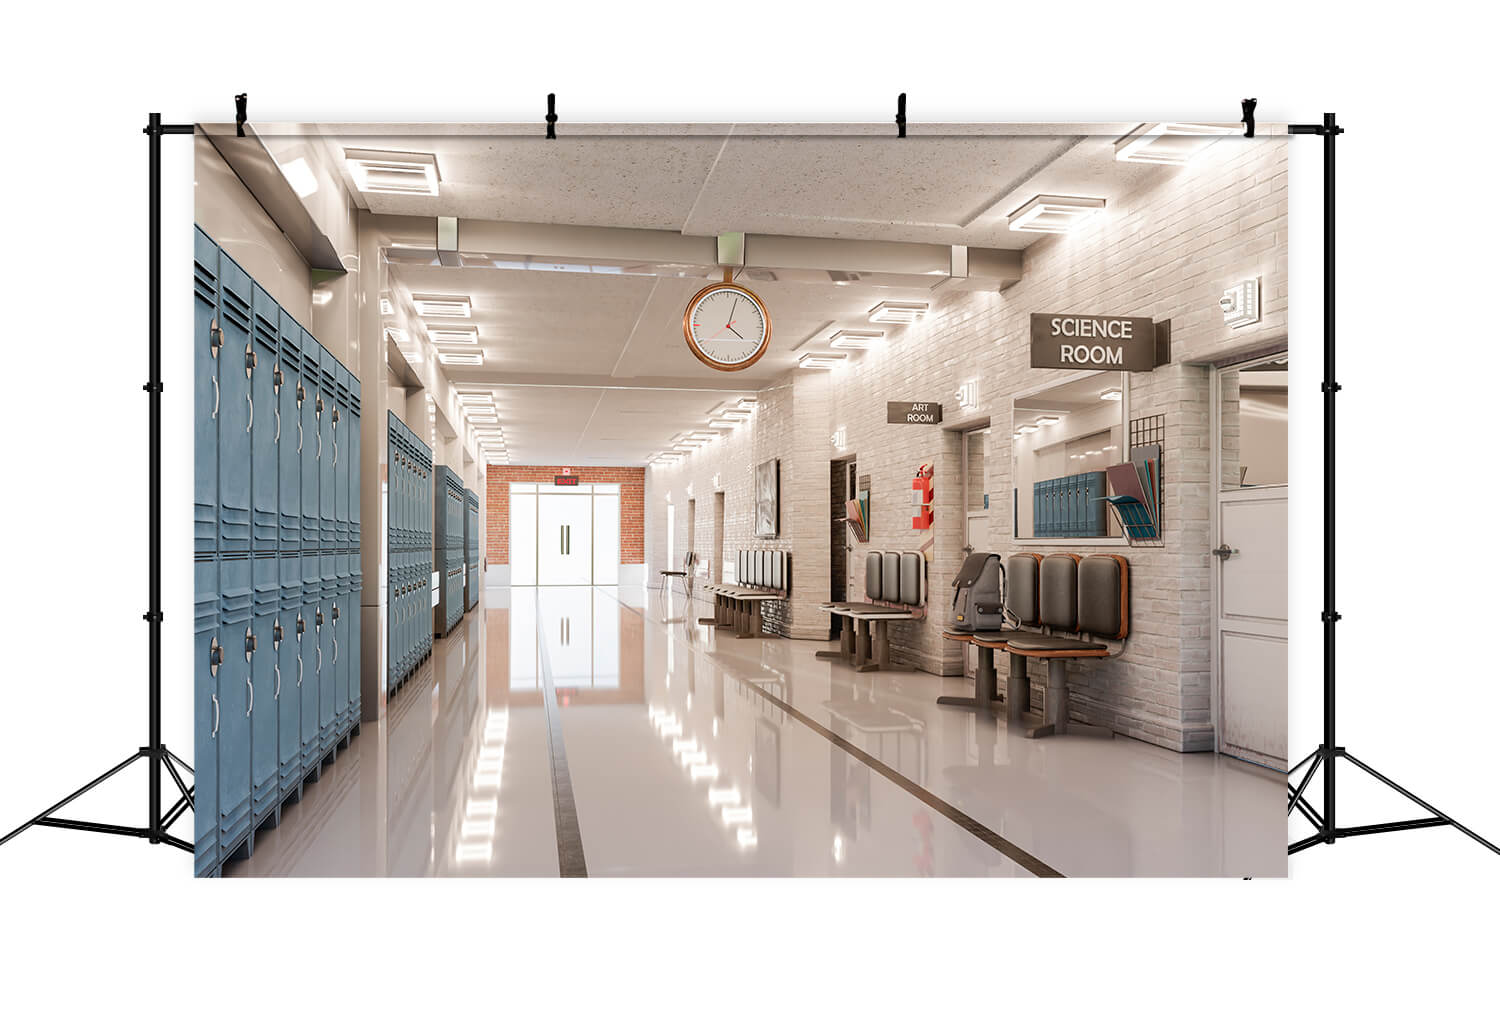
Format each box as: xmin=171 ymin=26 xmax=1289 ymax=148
xmin=297 ymin=421 xmax=303 ymax=453
xmin=317 ymin=429 xmax=322 ymax=459
xmin=246 ymin=677 xmax=253 ymax=715
xmin=317 ymin=646 xmax=322 ymax=672
xmin=211 ymin=693 xmax=219 ymax=737
xmin=333 ymin=636 xmax=339 ymax=665
xmin=297 ymin=654 xmax=303 ymax=688
xmin=333 ymin=437 xmax=338 ymax=467
xmin=209 ymin=319 xmax=223 ymax=358
xmin=274 ymin=664 xmax=281 ymax=700
xmin=246 ymin=392 xmax=253 ymax=433
xmin=274 ymin=407 xmax=281 ymax=443
xmin=211 ymin=375 xmax=219 ymax=419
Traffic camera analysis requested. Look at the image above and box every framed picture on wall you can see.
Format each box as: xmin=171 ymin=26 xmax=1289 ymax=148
xmin=755 ymin=458 xmax=780 ymax=538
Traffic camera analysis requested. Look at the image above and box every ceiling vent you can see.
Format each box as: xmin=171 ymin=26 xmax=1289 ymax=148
xmin=343 ymin=149 xmax=441 ymax=197
xmin=1006 ymin=195 xmax=1106 ymax=234
xmin=412 ymin=294 xmax=472 ymax=318
xmin=428 ymin=325 xmax=479 ymax=346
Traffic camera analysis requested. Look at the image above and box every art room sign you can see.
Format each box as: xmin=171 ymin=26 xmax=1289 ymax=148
xmin=887 ymin=402 xmax=943 ymax=424
xmin=1029 ymin=314 xmax=1170 ymax=372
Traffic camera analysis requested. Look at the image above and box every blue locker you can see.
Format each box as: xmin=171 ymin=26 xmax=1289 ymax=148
xmin=277 ymin=310 xmax=302 ymax=554
xmin=300 ymin=588 xmax=321 ymax=779
xmin=349 ymin=377 xmax=362 ymax=723
xmin=278 ymin=554 xmax=302 ymax=799
xmin=217 ymin=556 xmax=254 ymax=860
xmin=320 ymin=348 xmax=338 ymax=552
xmin=335 ymin=363 xmax=351 ymax=553
xmin=251 ymin=286 xmax=279 ymax=553
xmin=301 ymin=333 xmax=321 ymax=555
xmin=217 ymin=255 xmax=253 ymax=554
xmin=332 ymin=592 xmax=350 ymax=735
xmin=320 ymin=549 xmax=337 ymax=752
xmin=193 ymin=229 xmax=219 ymax=558
xmin=194 ymin=556 xmax=220 ymax=877
xmin=250 ymin=555 xmax=279 ymax=822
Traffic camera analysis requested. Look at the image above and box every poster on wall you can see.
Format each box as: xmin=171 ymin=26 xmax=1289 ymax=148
xmin=754 ymin=458 xmax=780 ymax=538
xmin=186 ymin=119 xmax=1293 ymax=880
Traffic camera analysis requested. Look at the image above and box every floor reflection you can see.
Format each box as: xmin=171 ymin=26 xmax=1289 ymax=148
xmin=227 ymin=584 xmax=1284 ymax=878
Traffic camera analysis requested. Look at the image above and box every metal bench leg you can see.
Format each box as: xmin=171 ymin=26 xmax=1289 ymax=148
xmin=745 ymin=601 xmax=762 ymax=639
xmin=816 ymin=614 xmax=854 ymax=661
xmin=853 ymin=619 xmax=874 ymax=671
xmin=697 ymin=593 xmax=721 ymax=626
xmin=1007 ymin=652 xmax=1030 ymax=723
xmin=937 ymin=644 xmax=1001 ymax=711
xmin=1025 ymin=659 xmax=1112 ymax=739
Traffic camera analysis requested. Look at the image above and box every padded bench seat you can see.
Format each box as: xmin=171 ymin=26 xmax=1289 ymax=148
xmin=699 ymin=550 xmax=790 ymax=638
xmin=819 ymin=551 xmax=927 ymax=672
xmin=940 ymin=552 xmax=1128 ymax=738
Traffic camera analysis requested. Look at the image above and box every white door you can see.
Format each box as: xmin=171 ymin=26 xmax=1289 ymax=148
xmin=1213 ymin=354 xmax=1289 ymax=770
xmin=538 ymin=490 xmax=592 ymax=586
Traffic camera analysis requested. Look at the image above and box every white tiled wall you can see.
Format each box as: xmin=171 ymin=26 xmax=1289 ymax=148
xmin=648 ymin=137 xmax=1289 ymax=751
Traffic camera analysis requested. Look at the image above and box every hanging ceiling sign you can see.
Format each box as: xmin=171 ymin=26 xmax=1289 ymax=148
xmin=1029 ymin=314 xmax=1170 ymax=372
xmin=887 ymin=402 xmax=943 ymax=424
xmin=554 ymin=474 xmax=580 ymax=486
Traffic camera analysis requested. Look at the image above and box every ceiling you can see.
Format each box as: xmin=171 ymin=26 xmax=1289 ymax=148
xmin=312 ymin=125 xmax=1198 ymax=465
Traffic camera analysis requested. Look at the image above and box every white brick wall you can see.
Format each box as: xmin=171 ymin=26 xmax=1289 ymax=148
xmin=648 ymin=138 xmax=1289 ymax=751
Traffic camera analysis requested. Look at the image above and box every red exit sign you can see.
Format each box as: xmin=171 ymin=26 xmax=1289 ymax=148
xmin=554 ymin=475 xmax=580 ymax=486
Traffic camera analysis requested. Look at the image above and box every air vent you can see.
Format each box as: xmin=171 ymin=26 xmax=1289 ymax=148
xmin=828 ymin=270 xmax=862 ymax=284
xmin=742 ymin=268 xmax=778 ymax=282
xmin=412 ymin=294 xmax=472 ymax=318
xmin=428 ymin=325 xmax=479 ymax=346
xmin=343 ymin=149 xmax=440 ymax=197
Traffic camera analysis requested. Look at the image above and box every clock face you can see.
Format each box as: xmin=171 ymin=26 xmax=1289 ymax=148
xmin=683 ymin=283 xmax=771 ymax=371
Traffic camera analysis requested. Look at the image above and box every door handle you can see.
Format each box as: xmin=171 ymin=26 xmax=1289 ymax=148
xmin=333 ymin=437 xmax=338 ymax=467
xmin=297 ymin=654 xmax=303 ymax=687
xmin=246 ymin=392 xmax=253 ymax=433
xmin=211 ymin=693 xmax=219 ymax=737
xmin=246 ymin=677 xmax=253 ymax=715
xmin=297 ymin=420 xmax=303 ymax=453
xmin=274 ymin=664 xmax=281 ymax=699
xmin=211 ymin=375 xmax=219 ymax=419
xmin=275 ymin=407 xmax=281 ymax=443
xmin=1212 ymin=545 xmax=1238 ymax=560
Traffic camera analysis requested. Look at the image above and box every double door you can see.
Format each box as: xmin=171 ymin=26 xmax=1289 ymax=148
xmin=510 ymin=484 xmax=619 ymax=586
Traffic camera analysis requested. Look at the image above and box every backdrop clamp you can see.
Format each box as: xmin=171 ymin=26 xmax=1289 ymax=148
xmin=1241 ymin=98 xmax=1257 ymax=137
xmin=546 ymin=93 xmax=557 ymax=139
xmin=896 ymin=93 xmax=907 ymax=138
xmin=235 ymin=93 xmax=248 ymax=137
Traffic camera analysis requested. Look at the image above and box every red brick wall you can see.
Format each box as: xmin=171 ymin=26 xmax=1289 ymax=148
xmin=486 ymin=466 xmax=645 ymax=565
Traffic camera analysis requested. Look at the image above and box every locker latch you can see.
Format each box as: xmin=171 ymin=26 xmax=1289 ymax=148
xmin=315 ymin=394 xmax=324 ymax=416
xmin=332 ymin=604 xmax=340 ymax=622
xmin=296 ymin=382 xmax=306 ymax=407
xmin=244 ymin=342 xmax=256 ymax=376
xmin=272 ymin=619 xmax=283 ymax=649
xmin=315 ymin=608 xmax=324 ymax=630
xmin=296 ymin=615 xmax=305 ymax=636
xmin=272 ymin=364 xmax=283 ymax=391
xmin=209 ymin=318 xmax=222 ymax=358
xmin=209 ymin=637 xmax=222 ymax=677
xmin=244 ymin=626 xmax=256 ymax=659
xmin=332 ymin=407 xmax=340 ymax=426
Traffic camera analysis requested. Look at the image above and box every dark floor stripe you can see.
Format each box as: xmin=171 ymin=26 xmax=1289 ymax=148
xmin=611 ymin=589 xmax=1064 ymax=878
xmin=534 ymin=605 xmax=588 ymax=878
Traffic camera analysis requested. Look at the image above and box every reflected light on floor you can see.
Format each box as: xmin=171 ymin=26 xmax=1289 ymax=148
xmin=456 ymin=708 xmax=509 ymax=867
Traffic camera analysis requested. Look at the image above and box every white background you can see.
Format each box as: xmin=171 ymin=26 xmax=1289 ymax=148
xmin=1 ymin=2 xmax=1495 ymax=1018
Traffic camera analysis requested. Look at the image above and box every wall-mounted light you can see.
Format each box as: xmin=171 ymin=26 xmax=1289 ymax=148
xmin=828 ymin=329 xmax=886 ymax=349
xmin=955 ymin=381 xmax=978 ymax=410
xmin=1099 ymin=387 xmax=1123 ymax=402
xmin=867 ymin=301 xmax=928 ymax=325
xmin=1219 ymin=277 xmax=1261 ymax=328
xmin=412 ymin=294 xmax=472 ymax=318
xmin=830 ymin=427 xmax=847 ymax=449
xmin=344 ymin=148 xmax=441 ymax=197
xmin=1115 ymin=123 xmax=1235 ymax=165
xmin=798 ymin=352 xmax=848 ymax=370
xmin=1007 ymin=194 xmax=1106 ymax=234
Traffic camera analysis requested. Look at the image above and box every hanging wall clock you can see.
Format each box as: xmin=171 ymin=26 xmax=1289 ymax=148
xmin=683 ymin=272 xmax=772 ymax=372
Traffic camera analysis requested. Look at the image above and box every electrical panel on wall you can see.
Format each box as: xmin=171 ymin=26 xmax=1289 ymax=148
xmin=194 ymin=226 xmax=361 ymax=878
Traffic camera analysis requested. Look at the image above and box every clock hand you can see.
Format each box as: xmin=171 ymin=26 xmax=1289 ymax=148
xmin=726 ymin=323 xmax=743 ymax=340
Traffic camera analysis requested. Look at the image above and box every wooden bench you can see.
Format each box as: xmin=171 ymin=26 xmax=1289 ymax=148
xmin=941 ymin=552 xmax=1129 ymax=738
xmin=818 ymin=550 xmax=927 ymax=672
xmin=701 ymin=550 xmax=791 ymax=638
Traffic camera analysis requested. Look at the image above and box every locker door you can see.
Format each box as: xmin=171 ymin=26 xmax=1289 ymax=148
xmin=278 ymin=556 xmax=302 ymax=797
xmin=333 ymin=596 xmax=349 ymax=732
xmin=250 ymin=557 xmax=278 ymax=820
xmin=216 ymin=256 xmax=253 ymax=554
xmin=250 ymin=286 xmax=279 ymax=553
xmin=193 ymin=229 xmax=219 ymax=558
xmin=217 ymin=558 xmax=253 ymax=857
xmin=334 ymin=364 xmax=351 ymax=553
xmin=300 ymin=596 xmax=320 ymax=776
xmin=194 ymin=557 xmax=220 ymax=877
xmin=277 ymin=310 xmax=301 ymax=554
xmin=349 ymin=381 xmax=361 ymax=546
xmin=301 ymin=332 xmax=320 ymax=554
xmin=320 ymin=350 xmax=337 ymax=552
xmin=349 ymin=578 xmax=362 ymax=723
xmin=320 ymin=553 xmax=337 ymax=749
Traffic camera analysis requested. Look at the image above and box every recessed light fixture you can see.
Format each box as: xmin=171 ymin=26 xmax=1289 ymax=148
xmin=828 ymin=329 xmax=886 ymax=349
xmin=428 ymin=325 xmax=479 ymax=346
xmin=798 ymin=352 xmax=848 ymax=370
xmin=1115 ymin=123 xmax=1235 ymax=165
xmin=1007 ymin=194 xmax=1106 ymax=234
xmin=277 ymin=157 xmax=319 ymax=200
xmin=385 ymin=328 xmax=407 ymax=345
xmin=1034 ymin=415 xmax=1060 ymax=426
xmin=718 ymin=409 xmax=751 ymax=421
xmin=1099 ymin=387 xmax=1124 ymax=402
xmin=438 ymin=352 xmax=483 ymax=366
xmin=412 ymin=294 xmax=472 ymax=318
xmin=708 ymin=419 xmax=738 ymax=429
xmin=867 ymin=301 xmax=928 ymax=325
xmin=343 ymin=148 xmax=440 ymax=197
xmin=458 ymin=394 xmax=494 ymax=406
xmin=736 ymin=397 xmax=758 ymax=408
xmin=1018 ymin=424 xmax=1039 ymax=435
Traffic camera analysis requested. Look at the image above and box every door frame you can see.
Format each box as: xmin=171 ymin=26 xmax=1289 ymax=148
xmin=1209 ymin=347 xmax=1289 ymax=762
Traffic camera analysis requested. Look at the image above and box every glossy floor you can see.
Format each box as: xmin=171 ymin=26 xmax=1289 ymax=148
xmin=226 ymin=586 xmax=1286 ymax=878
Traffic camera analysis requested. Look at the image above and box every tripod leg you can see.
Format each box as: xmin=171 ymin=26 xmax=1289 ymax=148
xmin=0 ymin=750 xmax=145 ymax=846
xmin=163 ymin=754 xmax=194 ymax=810
xmin=164 ymin=747 xmax=194 ymax=776
xmin=1286 ymin=749 xmax=1323 ymax=818
xmin=1339 ymin=752 xmax=1500 ymax=856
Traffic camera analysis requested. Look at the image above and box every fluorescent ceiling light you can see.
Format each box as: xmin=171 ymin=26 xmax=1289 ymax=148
xmin=1034 ymin=415 xmax=1060 ymax=426
xmin=1017 ymin=424 xmax=1038 ymax=435
xmin=829 ymin=329 xmax=886 ymax=349
xmin=718 ymin=409 xmax=751 ymax=420
xmin=1115 ymin=123 xmax=1235 ymax=165
xmin=688 ymin=431 xmax=721 ymax=440
xmin=343 ymin=148 xmax=440 ymax=197
xmin=278 ymin=157 xmax=319 ymax=199
xmin=867 ymin=302 xmax=928 ymax=325
xmin=708 ymin=419 xmax=738 ymax=429
xmin=736 ymin=397 xmax=758 ymax=408
xmin=429 ymin=325 xmax=479 ymax=346
xmin=412 ymin=294 xmax=472 ymax=318
xmin=438 ymin=352 xmax=483 ymax=366
xmin=1099 ymin=387 xmax=1123 ymax=401
xmin=798 ymin=352 xmax=848 ymax=370
xmin=1007 ymin=194 xmax=1106 ymax=234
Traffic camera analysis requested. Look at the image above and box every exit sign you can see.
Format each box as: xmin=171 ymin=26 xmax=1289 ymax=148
xmin=554 ymin=475 xmax=580 ymax=486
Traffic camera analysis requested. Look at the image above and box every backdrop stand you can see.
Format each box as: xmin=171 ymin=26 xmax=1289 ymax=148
xmin=0 ymin=113 xmax=196 ymax=856
xmin=1286 ymin=113 xmax=1497 ymax=858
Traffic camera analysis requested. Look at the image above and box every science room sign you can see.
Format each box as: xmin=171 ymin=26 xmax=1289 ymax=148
xmin=1029 ymin=314 xmax=1170 ymax=372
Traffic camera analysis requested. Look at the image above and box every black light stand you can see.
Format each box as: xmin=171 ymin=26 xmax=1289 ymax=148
xmin=0 ymin=113 xmax=196 ymax=857
xmin=1286 ymin=113 xmax=1497 ymax=858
